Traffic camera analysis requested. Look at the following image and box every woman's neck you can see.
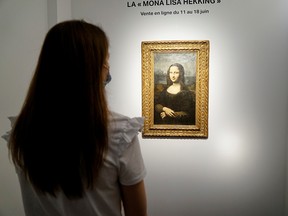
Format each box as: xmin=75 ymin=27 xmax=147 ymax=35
xmin=167 ymin=83 xmax=181 ymax=94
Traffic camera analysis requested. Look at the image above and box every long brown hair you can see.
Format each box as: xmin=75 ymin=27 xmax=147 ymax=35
xmin=9 ymin=20 xmax=109 ymax=199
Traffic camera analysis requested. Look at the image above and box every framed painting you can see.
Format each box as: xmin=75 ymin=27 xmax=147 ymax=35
xmin=141 ymin=40 xmax=209 ymax=138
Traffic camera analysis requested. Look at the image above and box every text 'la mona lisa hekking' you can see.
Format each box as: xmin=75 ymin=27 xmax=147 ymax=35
xmin=127 ymin=0 xmax=220 ymax=7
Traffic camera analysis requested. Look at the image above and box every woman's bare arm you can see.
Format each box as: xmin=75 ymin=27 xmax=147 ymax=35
xmin=121 ymin=180 xmax=147 ymax=216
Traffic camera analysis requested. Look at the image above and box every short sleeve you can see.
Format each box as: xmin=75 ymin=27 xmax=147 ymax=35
xmin=118 ymin=135 xmax=146 ymax=186
xmin=1 ymin=116 xmax=17 ymax=142
xmin=114 ymin=115 xmax=146 ymax=186
xmin=117 ymin=117 xmax=144 ymax=154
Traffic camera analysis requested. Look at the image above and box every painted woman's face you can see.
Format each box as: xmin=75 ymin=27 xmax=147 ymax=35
xmin=169 ymin=66 xmax=180 ymax=83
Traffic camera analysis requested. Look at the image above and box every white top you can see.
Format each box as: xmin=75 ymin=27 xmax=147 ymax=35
xmin=3 ymin=112 xmax=146 ymax=216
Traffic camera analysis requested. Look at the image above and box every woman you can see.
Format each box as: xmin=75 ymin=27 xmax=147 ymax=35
xmin=6 ymin=20 xmax=147 ymax=216
xmin=155 ymin=63 xmax=195 ymax=125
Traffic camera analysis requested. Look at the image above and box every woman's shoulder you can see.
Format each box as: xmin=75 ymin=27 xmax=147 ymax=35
xmin=109 ymin=111 xmax=143 ymax=128
xmin=108 ymin=111 xmax=143 ymax=153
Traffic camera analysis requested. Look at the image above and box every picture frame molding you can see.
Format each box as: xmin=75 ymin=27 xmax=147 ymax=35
xmin=142 ymin=40 xmax=209 ymax=138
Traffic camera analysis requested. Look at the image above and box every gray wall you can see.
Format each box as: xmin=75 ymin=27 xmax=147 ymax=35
xmin=0 ymin=1 xmax=69 ymax=215
xmin=1 ymin=0 xmax=288 ymax=215
xmin=0 ymin=1 xmax=47 ymax=215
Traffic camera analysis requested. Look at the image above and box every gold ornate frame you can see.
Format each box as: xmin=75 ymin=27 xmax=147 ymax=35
xmin=142 ymin=40 xmax=209 ymax=138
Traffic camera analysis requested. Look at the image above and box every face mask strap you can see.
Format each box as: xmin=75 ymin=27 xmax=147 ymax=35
xmin=104 ymin=72 xmax=112 ymax=86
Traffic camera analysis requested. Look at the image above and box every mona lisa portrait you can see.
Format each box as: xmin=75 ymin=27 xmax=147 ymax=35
xmin=142 ymin=40 xmax=209 ymax=138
